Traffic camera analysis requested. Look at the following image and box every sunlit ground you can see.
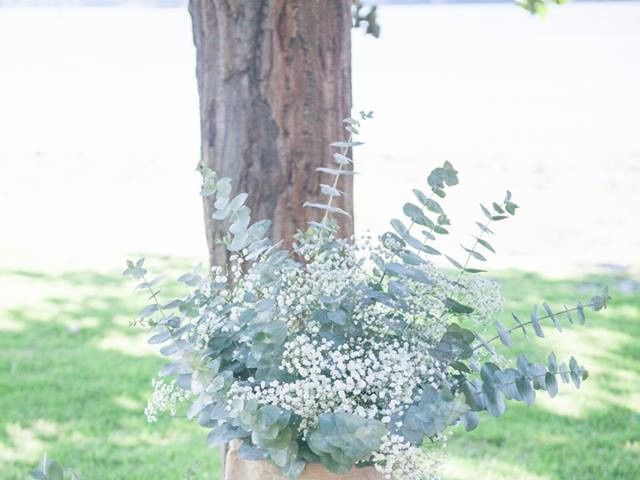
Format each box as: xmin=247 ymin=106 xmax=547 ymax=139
xmin=1 ymin=261 xmax=638 ymax=479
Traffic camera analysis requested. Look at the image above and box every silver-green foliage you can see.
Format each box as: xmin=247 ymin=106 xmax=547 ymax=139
xmin=124 ymin=113 xmax=609 ymax=479
xmin=30 ymin=455 xmax=81 ymax=480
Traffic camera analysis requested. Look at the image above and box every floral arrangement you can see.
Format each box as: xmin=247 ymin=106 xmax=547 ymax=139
xmin=125 ymin=113 xmax=609 ymax=479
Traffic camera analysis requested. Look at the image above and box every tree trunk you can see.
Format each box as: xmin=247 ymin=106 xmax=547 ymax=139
xmin=189 ymin=0 xmax=353 ymax=268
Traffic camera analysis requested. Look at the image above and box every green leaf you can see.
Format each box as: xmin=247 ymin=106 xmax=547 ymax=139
xmin=330 ymin=141 xmax=364 ymax=148
xmin=421 ymin=229 xmax=436 ymax=241
xmin=462 ymin=411 xmax=479 ymax=431
xmin=545 ymin=372 xmax=558 ymax=398
xmin=461 ymin=380 xmax=485 ymax=411
xmin=433 ymin=324 xmax=474 ymax=361
xmin=390 ymin=219 xmax=440 ymax=255
xmin=403 ymin=203 xmax=433 ymax=228
xmin=413 ymin=188 xmax=429 ymax=206
xmin=411 ymin=190 xmax=444 ymax=214
xmin=320 ymin=184 xmax=341 ymax=197
xmin=482 ymin=381 xmax=506 ymax=417
xmin=207 ymin=422 xmax=249 ymax=447
xmin=400 ymin=385 xmax=469 ymax=442
xmin=543 ymin=302 xmax=562 ymax=332
xmin=444 ymin=298 xmax=474 ymax=315
xmin=476 ymin=221 xmax=494 ymax=235
xmin=569 ymin=357 xmax=581 ymax=389
xmin=590 ymin=287 xmax=610 ymax=311
xmin=475 ymin=237 xmax=495 ymax=253
xmin=450 ymin=361 xmax=471 ymax=373
xmin=576 ymin=302 xmax=586 ymax=324
xmin=547 ymin=352 xmax=558 ymax=374
xmin=307 ymin=413 xmax=385 ymax=474
xmin=390 ymin=218 xmax=410 ymax=238
xmin=437 ymin=213 xmax=450 ymax=225
xmin=516 ymin=376 xmax=535 ymax=406
xmin=303 ymin=202 xmax=350 ymax=217
xmin=445 ymin=255 xmax=463 ymax=270
xmin=558 ymin=363 xmax=570 ymax=384
xmin=333 ymin=153 xmax=351 ymax=165
xmin=148 ymin=330 xmax=172 ymax=345
xmin=480 ymin=204 xmax=493 ymax=220
xmin=138 ymin=303 xmax=159 ymax=319
xmin=462 ymin=246 xmax=487 ymax=262
xmin=45 ymin=460 xmax=64 ymax=480
xmin=512 ymin=312 xmax=527 ymax=337
xmin=564 ymin=304 xmax=574 ymax=324
xmin=492 ymin=202 xmax=505 ymax=214
xmin=531 ymin=305 xmax=545 ymax=338
xmin=481 ymin=362 xmax=501 ymax=384
xmin=427 ymin=161 xmax=459 ymax=192
xmin=237 ymin=442 xmax=267 ymax=461
xmin=464 ymin=268 xmax=487 ymax=274
xmin=385 ymin=263 xmax=432 ymax=285
xmin=316 ymin=167 xmax=356 ymax=176
xmin=475 ymin=333 xmax=497 ymax=356
xmin=516 ymin=353 xmax=530 ymax=375
xmin=216 ymin=177 xmax=232 ymax=198
xmin=505 ymin=201 xmax=519 ymax=215
xmin=495 ymin=321 xmax=513 ymax=347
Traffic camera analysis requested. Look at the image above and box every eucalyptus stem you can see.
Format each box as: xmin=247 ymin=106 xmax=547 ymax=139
xmin=321 ymin=133 xmax=353 ymax=225
xmin=472 ymin=302 xmax=595 ymax=353
xmin=142 ymin=273 xmax=168 ymax=323
xmin=456 ymin=217 xmax=492 ymax=283
xmin=377 ymin=191 xmax=437 ymax=287
xmin=141 ymin=274 xmax=179 ymax=342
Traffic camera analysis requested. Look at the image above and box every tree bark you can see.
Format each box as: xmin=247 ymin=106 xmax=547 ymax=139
xmin=189 ymin=0 xmax=353 ymax=267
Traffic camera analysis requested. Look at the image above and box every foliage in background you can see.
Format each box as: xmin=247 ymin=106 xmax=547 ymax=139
xmin=123 ymin=115 xmax=609 ymax=479
xmin=353 ymin=0 xmax=569 ymax=29
xmin=352 ymin=1 xmax=380 ymax=38
xmin=517 ymin=0 xmax=570 ymax=15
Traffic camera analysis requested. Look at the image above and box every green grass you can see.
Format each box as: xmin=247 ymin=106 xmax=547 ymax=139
xmin=1 ymin=263 xmax=638 ymax=479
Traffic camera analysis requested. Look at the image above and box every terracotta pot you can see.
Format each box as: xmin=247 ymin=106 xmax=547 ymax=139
xmin=224 ymin=441 xmax=383 ymax=480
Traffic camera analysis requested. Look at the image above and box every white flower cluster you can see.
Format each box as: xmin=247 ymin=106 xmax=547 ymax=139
xmin=144 ymin=378 xmax=192 ymax=423
xmin=373 ymin=432 xmax=444 ymax=480
xmin=373 ymin=433 xmax=423 ymax=480
xmin=449 ymin=276 xmax=504 ymax=327
xmin=161 ymin=230 xmax=503 ymax=479
xmin=228 ymin=334 xmax=443 ymax=437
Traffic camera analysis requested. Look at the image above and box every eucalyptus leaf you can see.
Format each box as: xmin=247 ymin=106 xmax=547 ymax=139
xmin=531 ymin=304 xmax=545 ymax=338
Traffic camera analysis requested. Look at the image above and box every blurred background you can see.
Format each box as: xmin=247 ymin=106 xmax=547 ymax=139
xmin=0 ymin=1 xmax=638 ymax=479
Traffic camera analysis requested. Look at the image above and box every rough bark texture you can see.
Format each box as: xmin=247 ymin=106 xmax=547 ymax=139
xmin=224 ymin=440 xmax=383 ymax=480
xmin=189 ymin=0 xmax=353 ymax=267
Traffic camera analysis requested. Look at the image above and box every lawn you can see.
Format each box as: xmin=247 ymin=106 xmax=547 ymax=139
xmin=1 ymin=262 xmax=638 ymax=479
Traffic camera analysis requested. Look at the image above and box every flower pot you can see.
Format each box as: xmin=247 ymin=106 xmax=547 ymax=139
xmin=224 ymin=441 xmax=383 ymax=480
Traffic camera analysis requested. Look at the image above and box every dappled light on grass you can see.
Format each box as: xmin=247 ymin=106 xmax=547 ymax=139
xmin=96 ymin=330 xmax=158 ymax=358
xmin=444 ymin=455 xmax=551 ymax=480
xmin=0 ymin=421 xmax=57 ymax=465
xmin=112 ymin=394 xmax=144 ymax=412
